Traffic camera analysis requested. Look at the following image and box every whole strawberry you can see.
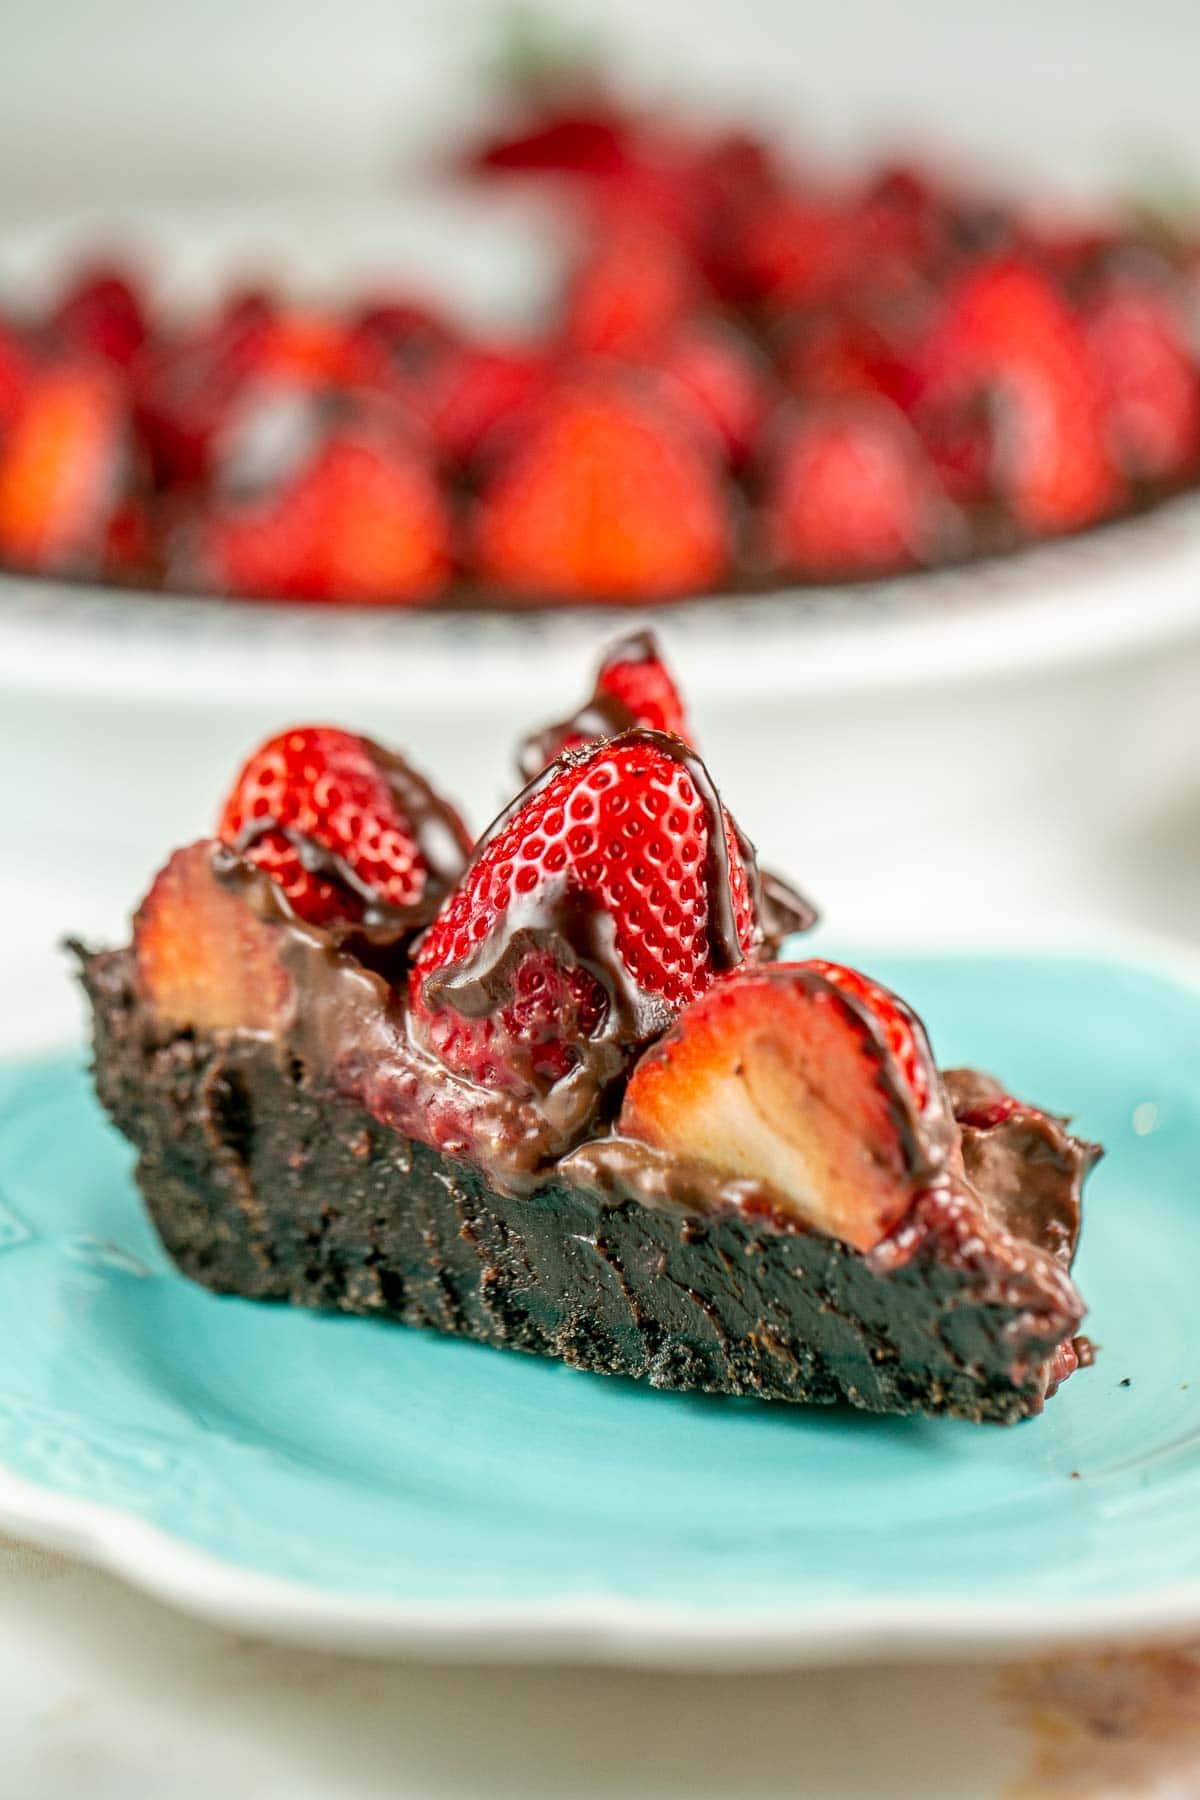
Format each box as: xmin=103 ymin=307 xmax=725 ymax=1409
xmin=218 ymin=726 xmax=472 ymax=931
xmin=410 ymin=732 xmax=761 ymax=1107
xmin=517 ymin=629 xmax=691 ymax=778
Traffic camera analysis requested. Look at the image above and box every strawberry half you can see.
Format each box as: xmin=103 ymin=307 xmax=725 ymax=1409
xmin=134 ymin=840 xmax=293 ymax=1034
xmin=517 ymin=629 xmax=691 ymax=778
xmin=654 ymin=321 xmax=772 ymax=465
xmin=218 ymin=726 xmax=472 ymax=932
xmin=472 ymin=369 xmax=730 ymax=602
xmin=916 ymin=258 xmax=1122 ymax=532
xmin=619 ymin=959 xmax=950 ymax=1251
xmin=51 ymin=266 xmax=149 ymax=369
xmin=0 ymin=362 xmax=130 ymax=575
xmin=563 ymin=221 xmax=697 ymax=357
xmin=410 ymin=732 xmax=761 ymax=1105
xmin=187 ymin=387 xmax=452 ymax=604
xmin=762 ymin=398 xmax=955 ymax=579
xmin=1084 ymin=286 xmax=1200 ymax=483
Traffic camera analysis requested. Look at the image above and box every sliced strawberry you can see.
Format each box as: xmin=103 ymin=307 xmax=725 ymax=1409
xmin=188 ymin=390 xmax=452 ymax=604
xmin=133 ymin=840 xmax=292 ymax=1034
xmin=217 ymin=725 xmax=471 ymax=930
xmin=761 ymin=398 xmax=954 ymax=579
xmin=517 ymin=628 xmax=691 ymax=777
xmin=916 ymin=258 xmax=1122 ymax=531
xmin=0 ymin=321 xmax=35 ymax=432
xmin=563 ymin=221 xmax=697 ymax=356
xmin=427 ymin=341 xmax=552 ymax=465
xmin=467 ymin=100 xmax=638 ymax=181
xmin=620 ymin=959 xmax=948 ymax=1250
xmin=411 ymin=732 xmax=761 ymax=1102
xmin=51 ymin=266 xmax=149 ymax=368
xmin=134 ymin=297 xmax=276 ymax=487
xmin=730 ymin=191 xmax=861 ymax=309
xmin=654 ymin=321 xmax=772 ymax=464
xmin=595 ymin=630 xmax=690 ymax=739
xmin=0 ymin=362 xmax=129 ymax=575
xmin=472 ymin=369 xmax=730 ymax=601
xmin=251 ymin=310 xmax=383 ymax=388
xmin=779 ymin=306 xmax=926 ymax=415
xmin=1084 ymin=286 xmax=1200 ymax=482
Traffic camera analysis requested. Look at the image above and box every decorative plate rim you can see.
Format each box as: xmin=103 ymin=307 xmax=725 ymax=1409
xmin=3 ymin=920 xmax=1200 ymax=1666
xmin=6 ymin=1457 xmax=1200 ymax=1668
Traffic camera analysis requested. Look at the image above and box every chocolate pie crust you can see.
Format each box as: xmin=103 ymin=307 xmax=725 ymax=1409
xmin=78 ymin=941 xmax=1095 ymax=1425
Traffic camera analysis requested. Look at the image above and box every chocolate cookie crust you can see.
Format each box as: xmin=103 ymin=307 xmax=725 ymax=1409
xmin=80 ymin=945 xmax=1088 ymax=1424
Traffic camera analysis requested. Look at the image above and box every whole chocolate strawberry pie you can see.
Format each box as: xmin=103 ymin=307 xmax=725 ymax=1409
xmin=4 ymin=92 xmax=1200 ymax=605
xmin=77 ymin=634 xmax=1098 ymax=1422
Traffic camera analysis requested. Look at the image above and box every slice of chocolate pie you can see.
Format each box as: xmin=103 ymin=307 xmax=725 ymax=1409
xmin=78 ymin=636 xmax=1099 ymax=1423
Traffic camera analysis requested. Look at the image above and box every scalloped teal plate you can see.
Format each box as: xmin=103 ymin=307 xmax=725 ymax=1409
xmin=1 ymin=943 xmax=1199 ymax=1665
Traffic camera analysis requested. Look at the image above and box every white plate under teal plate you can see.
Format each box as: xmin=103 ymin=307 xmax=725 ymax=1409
xmin=0 ymin=941 xmax=1198 ymax=1666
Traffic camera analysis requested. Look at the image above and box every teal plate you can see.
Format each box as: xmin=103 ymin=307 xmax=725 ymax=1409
xmin=2 ymin=943 xmax=1200 ymax=1665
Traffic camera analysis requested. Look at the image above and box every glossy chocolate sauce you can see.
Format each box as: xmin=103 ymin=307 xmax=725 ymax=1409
xmin=515 ymin=628 xmax=664 ymax=781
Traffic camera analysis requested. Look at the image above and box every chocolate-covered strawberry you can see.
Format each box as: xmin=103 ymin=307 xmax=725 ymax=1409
xmin=517 ymin=629 xmax=692 ymax=779
xmin=411 ymin=731 xmax=763 ymax=1116
xmin=218 ymin=726 xmax=472 ymax=936
xmin=620 ymin=958 xmax=956 ymax=1250
xmin=517 ymin=632 xmax=819 ymax=941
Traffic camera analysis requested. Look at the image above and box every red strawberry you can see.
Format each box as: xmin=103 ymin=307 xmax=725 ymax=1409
xmin=473 ymin=370 xmax=730 ymax=601
xmin=594 ymin=630 xmax=690 ymax=739
xmin=655 ymin=322 xmax=772 ymax=463
xmin=350 ymin=297 xmax=456 ymax=371
xmin=190 ymin=391 xmax=451 ymax=604
xmin=103 ymin=496 xmax=155 ymax=584
xmin=134 ymin=840 xmax=293 ymax=1034
xmin=135 ymin=297 xmax=277 ymax=487
xmin=916 ymin=259 xmax=1122 ymax=531
xmin=564 ymin=222 xmax=697 ymax=356
xmin=0 ymin=362 xmax=129 ymax=575
xmin=954 ymin=1093 xmax=1022 ymax=1131
xmin=1085 ymin=287 xmax=1200 ymax=482
xmin=730 ymin=191 xmax=861 ymax=309
xmin=762 ymin=398 xmax=954 ymax=579
xmin=467 ymin=102 xmax=637 ymax=181
xmin=217 ymin=725 xmax=471 ymax=929
xmin=779 ymin=308 xmax=925 ymax=415
xmin=620 ymin=959 xmax=949 ymax=1250
xmin=517 ymin=629 xmax=691 ymax=777
xmin=52 ymin=266 xmax=149 ymax=368
xmin=410 ymin=732 xmax=760 ymax=1102
xmin=428 ymin=342 xmax=552 ymax=465
xmin=0 ymin=321 xmax=35 ymax=431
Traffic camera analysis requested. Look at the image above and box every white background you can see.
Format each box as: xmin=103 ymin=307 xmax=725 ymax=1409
xmin=2 ymin=0 xmax=1200 ymax=223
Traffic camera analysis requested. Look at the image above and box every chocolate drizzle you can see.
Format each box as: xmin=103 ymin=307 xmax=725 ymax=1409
xmin=756 ymin=869 xmax=820 ymax=948
xmin=517 ymin=693 xmax=638 ymax=783
xmin=515 ymin=628 xmax=664 ymax=781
